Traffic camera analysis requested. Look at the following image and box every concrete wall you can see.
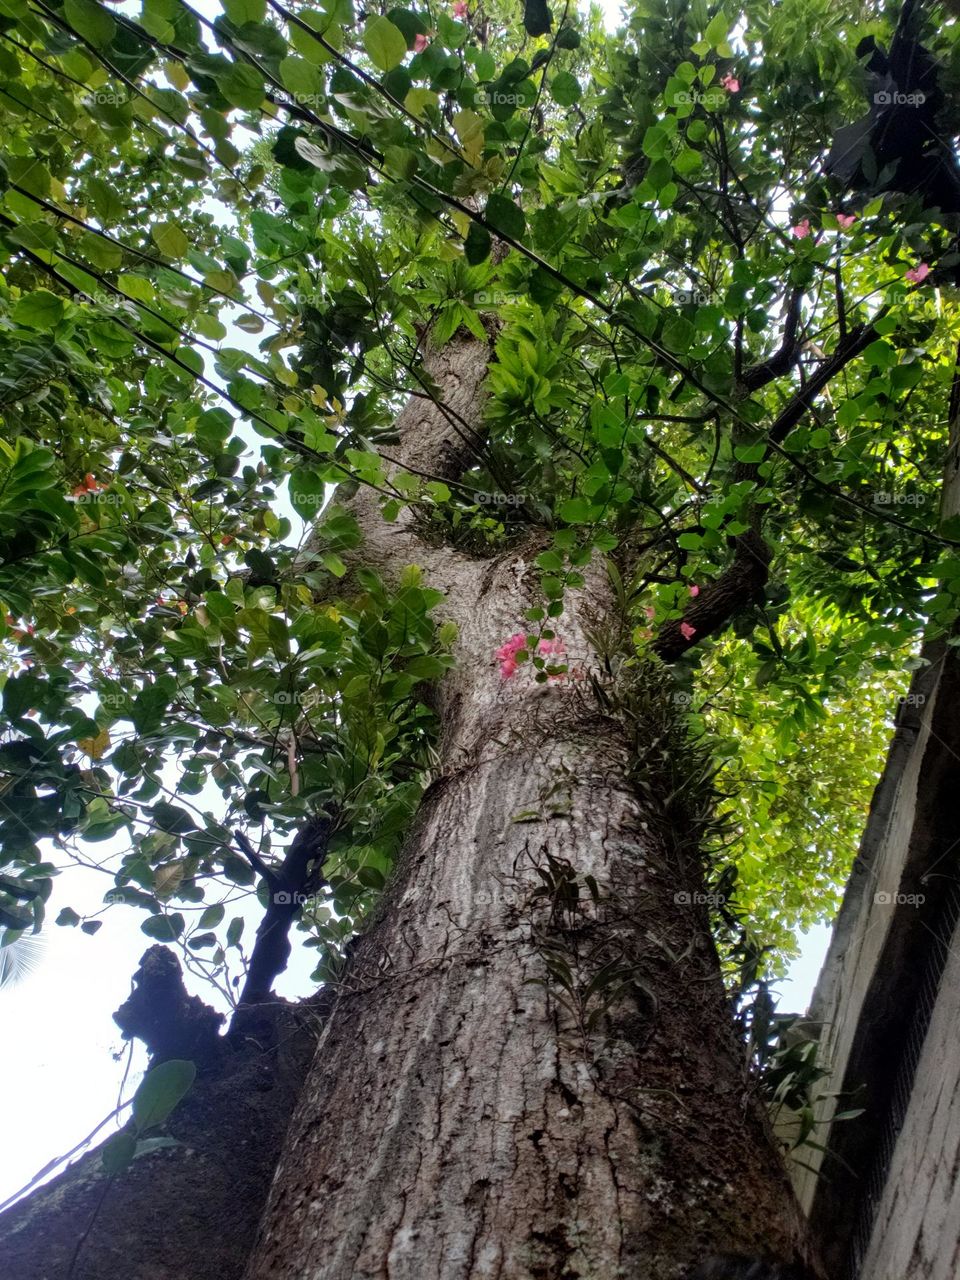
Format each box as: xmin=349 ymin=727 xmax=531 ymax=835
xmin=790 ymin=655 xmax=940 ymax=1215
xmin=856 ymin=907 xmax=960 ymax=1280
xmin=791 ymin=638 xmax=960 ymax=1279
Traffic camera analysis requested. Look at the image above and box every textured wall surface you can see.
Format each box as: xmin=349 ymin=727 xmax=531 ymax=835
xmin=856 ymin=908 xmax=960 ymax=1280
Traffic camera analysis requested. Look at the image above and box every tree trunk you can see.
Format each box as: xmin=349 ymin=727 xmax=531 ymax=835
xmin=244 ymin=334 xmax=819 ymax=1280
xmin=0 ymin=334 xmax=821 ymax=1280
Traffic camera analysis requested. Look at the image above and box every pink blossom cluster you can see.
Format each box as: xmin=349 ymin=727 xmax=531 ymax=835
xmin=496 ymin=632 xmax=566 ymax=679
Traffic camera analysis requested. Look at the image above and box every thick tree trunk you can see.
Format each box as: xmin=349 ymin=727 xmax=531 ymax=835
xmin=244 ymin=336 xmax=818 ymax=1279
xmin=0 ymin=335 xmax=819 ymax=1280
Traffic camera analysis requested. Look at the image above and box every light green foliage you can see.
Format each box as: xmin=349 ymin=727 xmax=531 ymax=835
xmin=0 ymin=0 xmax=958 ymax=992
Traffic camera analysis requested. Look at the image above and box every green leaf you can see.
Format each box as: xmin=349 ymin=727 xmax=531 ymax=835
xmin=223 ymin=0 xmax=266 ymax=22
xmin=864 ymin=339 xmax=897 ymax=369
xmin=705 ymin=10 xmax=729 ymax=46
xmin=131 ymin=1059 xmax=197 ymax=1134
xmin=734 ymin=443 xmax=766 ymax=463
xmin=101 ymin=1131 xmax=137 ymax=1174
xmin=356 ymin=865 xmax=386 ymax=889
xmin=404 ymin=655 xmax=448 ymax=679
xmin=485 ymin=194 xmax=525 ymax=241
xmin=464 ymin=221 xmax=491 ymax=265
xmin=550 ymin=72 xmax=581 ymax=106
xmin=558 ymin=497 xmax=593 ymax=523
xmin=290 ymin=465 xmax=327 ymax=516
xmin=64 ymin=0 xmax=116 ymax=47
xmin=522 ymin=0 xmax=552 ymax=36
xmin=151 ymin=222 xmax=190 ymax=259
xmin=141 ymin=913 xmax=185 ymax=941
xmin=131 ymin=683 xmax=171 ymax=735
xmin=13 ymin=290 xmax=64 ymax=330
xmin=363 ymin=17 xmax=408 ymax=72
xmin=279 ymin=56 xmax=322 ymax=102
xmin=217 ymin=63 xmax=266 ymax=110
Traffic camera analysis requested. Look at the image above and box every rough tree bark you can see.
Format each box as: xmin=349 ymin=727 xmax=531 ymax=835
xmin=242 ymin=331 xmax=820 ymax=1280
xmin=0 ymin=333 xmax=822 ymax=1280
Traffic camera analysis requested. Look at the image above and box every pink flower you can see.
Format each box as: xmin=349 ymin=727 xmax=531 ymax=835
xmin=496 ymin=631 xmax=526 ymax=678
xmin=413 ymin=32 xmax=430 ymax=52
xmin=679 ymin=621 xmax=697 ymax=641
xmin=537 ymin=637 xmax=566 ymax=658
xmin=836 ymin=213 xmax=857 ymax=230
xmin=452 ymin=0 xmax=467 ymax=15
xmin=688 ymin=584 xmax=700 ymax=598
xmin=721 ymin=74 xmax=740 ymax=93
xmin=792 ymin=219 xmax=811 ymax=239
xmin=905 ymin=262 xmax=931 ymax=284
xmin=644 ymin=605 xmax=655 ymax=619
xmin=496 ymin=631 xmax=567 ymax=679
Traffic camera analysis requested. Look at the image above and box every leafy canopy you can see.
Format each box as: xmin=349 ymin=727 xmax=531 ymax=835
xmin=1 ymin=0 xmax=958 ymax=990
